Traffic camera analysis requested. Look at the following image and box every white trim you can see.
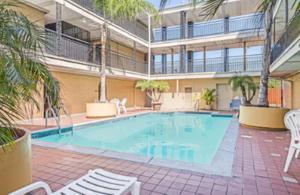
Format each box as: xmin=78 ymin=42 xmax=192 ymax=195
xmin=151 ymin=30 xmax=264 ymax=48
xmin=150 ymin=71 xmax=261 ymax=80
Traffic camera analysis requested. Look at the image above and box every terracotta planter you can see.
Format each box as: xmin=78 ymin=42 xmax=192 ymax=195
xmin=0 ymin=129 xmax=32 ymax=195
xmin=239 ymin=105 xmax=289 ymax=130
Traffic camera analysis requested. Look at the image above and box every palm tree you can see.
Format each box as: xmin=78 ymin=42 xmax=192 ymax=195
xmin=0 ymin=2 xmax=60 ymax=147
xmin=93 ymin=0 xmax=157 ymax=103
xmin=135 ymin=80 xmax=170 ymax=103
xmin=160 ymin=0 xmax=300 ymax=107
xmin=229 ymin=75 xmax=257 ymax=105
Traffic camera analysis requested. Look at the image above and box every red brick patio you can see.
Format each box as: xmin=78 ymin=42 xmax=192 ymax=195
xmin=30 ymin=124 xmax=300 ymax=195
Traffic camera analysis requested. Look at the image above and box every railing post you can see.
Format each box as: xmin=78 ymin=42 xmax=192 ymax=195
xmin=171 ymin=48 xmax=174 ymax=74
xmin=224 ymin=16 xmax=229 ymax=34
xmin=162 ymin=26 xmax=167 ymax=41
xmin=203 ymin=46 xmax=206 ymax=72
xmin=187 ymin=50 xmax=193 ymax=73
xmin=180 ymin=11 xmax=187 ymax=39
xmin=56 ymin=2 xmax=62 ymax=56
xmin=180 ymin=45 xmax=187 ymax=73
xmin=243 ymin=42 xmax=247 ymax=71
xmin=161 ymin=54 xmax=166 ymax=74
xmin=224 ymin=48 xmax=229 ymax=72
xmin=188 ymin=21 xmax=193 ymax=38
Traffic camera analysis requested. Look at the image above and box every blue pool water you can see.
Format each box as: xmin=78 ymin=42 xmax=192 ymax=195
xmin=36 ymin=113 xmax=232 ymax=164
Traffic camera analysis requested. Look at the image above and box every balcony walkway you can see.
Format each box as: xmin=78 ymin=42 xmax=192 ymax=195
xmin=21 ymin=111 xmax=300 ymax=195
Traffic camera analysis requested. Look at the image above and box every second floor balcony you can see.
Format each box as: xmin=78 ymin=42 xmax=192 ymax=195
xmin=44 ymin=28 xmax=148 ymax=74
xmin=152 ymin=53 xmax=263 ymax=75
xmin=153 ymin=13 xmax=264 ymax=42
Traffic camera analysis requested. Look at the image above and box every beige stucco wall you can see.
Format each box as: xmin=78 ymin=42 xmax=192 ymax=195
xmin=288 ymin=73 xmax=300 ymax=109
xmin=161 ymin=77 xmax=260 ymax=110
xmin=52 ymin=71 xmax=99 ymax=114
xmin=106 ymin=77 xmax=146 ymax=107
xmin=10 ymin=2 xmax=46 ymax=26
xmin=52 ymin=72 xmax=146 ymax=115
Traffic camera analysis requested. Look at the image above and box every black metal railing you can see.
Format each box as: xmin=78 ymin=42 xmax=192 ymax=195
xmin=44 ymin=29 xmax=148 ymax=74
xmin=151 ymin=54 xmax=263 ymax=75
xmin=106 ymin=50 xmax=148 ymax=74
xmin=153 ymin=13 xmax=264 ymax=42
xmin=71 ymin=0 xmax=148 ymax=41
xmin=271 ymin=13 xmax=300 ymax=62
xmin=45 ymin=28 xmax=100 ymax=65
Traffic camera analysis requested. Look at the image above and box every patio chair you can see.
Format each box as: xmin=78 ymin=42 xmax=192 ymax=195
xmin=9 ymin=169 xmax=141 ymax=195
xmin=284 ymin=110 xmax=300 ymax=172
xmin=110 ymin=98 xmax=121 ymax=115
xmin=120 ymin=98 xmax=127 ymax=113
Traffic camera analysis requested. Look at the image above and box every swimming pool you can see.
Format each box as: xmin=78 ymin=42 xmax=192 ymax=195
xmin=34 ymin=112 xmax=233 ymax=165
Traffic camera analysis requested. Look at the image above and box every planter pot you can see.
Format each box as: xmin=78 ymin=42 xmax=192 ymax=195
xmin=0 ymin=129 xmax=32 ymax=195
xmin=204 ymin=104 xmax=213 ymax=110
xmin=152 ymin=102 xmax=162 ymax=110
xmin=86 ymin=102 xmax=117 ymax=118
xmin=239 ymin=105 xmax=289 ymax=130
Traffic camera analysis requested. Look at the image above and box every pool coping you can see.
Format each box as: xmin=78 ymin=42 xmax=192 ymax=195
xmin=31 ymin=111 xmax=239 ymax=176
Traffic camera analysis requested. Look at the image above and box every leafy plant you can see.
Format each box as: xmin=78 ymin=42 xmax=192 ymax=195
xmin=135 ymin=80 xmax=169 ymax=102
xmin=93 ymin=0 xmax=158 ymax=103
xmin=201 ymin=88 xmax=216 ymax=108
xmin=229 ymin=75 xmax=257 ymax=105
xmin=0 ymin=2 xmax=60 ymax=148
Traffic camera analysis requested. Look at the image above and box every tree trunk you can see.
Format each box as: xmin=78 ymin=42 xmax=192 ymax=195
xmin=257 ymin=6 xmax=273 ymax=107
xmin=99 ymin=24 xmax=107 ymax=103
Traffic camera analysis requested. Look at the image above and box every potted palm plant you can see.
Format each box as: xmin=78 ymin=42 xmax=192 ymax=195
xmin=135 ymin=80 xmax=170 ymax=110
xmin=0 ymin=2 xmax=60 ymax=194
xmin=229 ymin=75 xmax=257 ymax=105
xmin=201 ymin=88 xmax=217 ymax=110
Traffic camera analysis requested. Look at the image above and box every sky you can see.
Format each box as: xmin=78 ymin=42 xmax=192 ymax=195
xmin=148 ymin=0 xmax=189 ymax=8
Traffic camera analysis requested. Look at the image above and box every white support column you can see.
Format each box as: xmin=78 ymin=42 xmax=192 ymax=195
xmin=176 ymin=79 xmax=179 ymax=95
xmin=147 ymin=13 xmax=151 ymax=79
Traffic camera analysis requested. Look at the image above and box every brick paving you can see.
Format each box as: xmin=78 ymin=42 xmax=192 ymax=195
xmin=29 ymin=124 xmax=300 ymax=195
xmin=22 ymin=111 xmax=300 ymax=194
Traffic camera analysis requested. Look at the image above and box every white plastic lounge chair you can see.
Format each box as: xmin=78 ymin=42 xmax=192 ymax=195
xmin=120 ymin=98 xmax=127 ymax=113
xmin=284 ymin=110 xmax=300 ymax=172
xmin=110 ymin=98 xmax=121 ymax=115
xmin=10 ymin=169 xmax=141 ymax=195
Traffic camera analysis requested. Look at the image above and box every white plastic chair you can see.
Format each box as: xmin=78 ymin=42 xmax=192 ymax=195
xmin=284 ymin=110 xmax=300 ymax=172
xmin=110 ymin=98 xmax=121 ymax=115
xmin=10 ymin=169 xmax=141 ymax=195
xmin=120 ymin=98 xmax=127 ymax=113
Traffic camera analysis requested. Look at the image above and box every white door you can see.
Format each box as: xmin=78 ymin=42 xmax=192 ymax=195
xmin=217 ymin=84 xmax=232 ymax=110
xmin=184 ymin=87 xmax=193 ymax=109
